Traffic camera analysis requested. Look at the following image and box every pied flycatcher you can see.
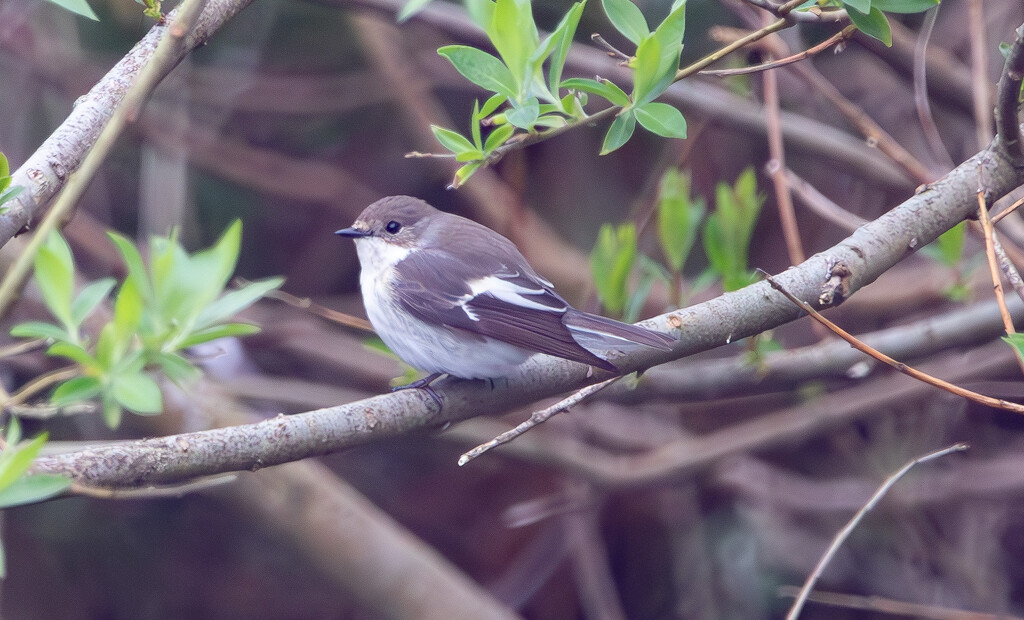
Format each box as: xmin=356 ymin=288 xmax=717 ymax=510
xmin=336 ymin=196 xmax=675 ymax=387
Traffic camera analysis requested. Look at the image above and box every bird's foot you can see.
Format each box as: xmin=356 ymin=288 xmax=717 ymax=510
xmin=391 ymin=372 xmax=445 ymax=409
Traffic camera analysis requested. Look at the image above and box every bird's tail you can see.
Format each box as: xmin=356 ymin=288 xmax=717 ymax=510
xmin=563 ymin=310 xmax=675 ymax=357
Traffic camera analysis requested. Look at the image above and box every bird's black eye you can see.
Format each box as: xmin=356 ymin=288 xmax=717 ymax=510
xmin=385 ymin=220 xmax=402 ymax=234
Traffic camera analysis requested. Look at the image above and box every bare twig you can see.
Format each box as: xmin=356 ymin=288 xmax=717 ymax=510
xmin=968 ymin=0 xmax=994 ymax=149
xmin=992 ymin=195 xmax=1024 ymax=225
xmin=247 ymin=279 xmax=373 ymax=332
xmin=785 ymin=443 xmax=968 ymax=620
xmin=780 ymin=584 xmax=1020 ymax=619
xmin=913 ymin=5 xmax=954 ymax=170
xmin=702 ymin=25 xmax=855 ymax=77
xmin=459 ymin=376 xmax=621 ymax=466
xmin=762 ymin=272 xmax=1024 ymax=415
xmin=784 ymin=168 xmax=867 ymax=232
xmin=976 ymin=189 xmax=1024 ymax=373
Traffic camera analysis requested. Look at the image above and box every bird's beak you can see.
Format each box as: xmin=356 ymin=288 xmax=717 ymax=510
xmin=335 ymin=226 xmax=371 ymax=238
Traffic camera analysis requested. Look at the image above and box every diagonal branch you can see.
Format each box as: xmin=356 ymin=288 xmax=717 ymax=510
xmin=29 ymin=141 xmax=1024 ymax=488
xmin=0 ymin=0 xmax=256 ymax=249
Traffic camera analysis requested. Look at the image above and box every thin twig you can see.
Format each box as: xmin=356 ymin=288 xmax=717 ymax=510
xmin=762 ymin=272 xmax=1024 ymax=415
xmin=69 ymin=473 xmax=237 ymax=499
xmin=0 ymin=338 xmax=47 ymax=359
xmin=780 ymin=580 xmax=1020 ymax=619
xmin=785 ymin=442 xmax=968 ymax=620
xmin=701 ymin=25 xmax=855 ymax=77
xmin=784 ymin=168 xmax=867 ymax=232
xmin=992 ymin=236 xmax=1024 ymax=305
xmin=3 ymin=367 xmax=80 ymax=408
xmin=976 ymin=189 xmax=1024 ymax=373
xmin=913 ymin=5 xmax=954 ymax=171
xmin=967 ymin=0 xmax=993 ymax=149
xmin=458 ymin=376 xmax=621 ymax=466
xmin=763 ymin=62 xmax=805 ymax=265
xmin=242 ymin=278 xmax=374 ymax=332
xmin=992 ymin=195 xmax=1024 ymax=225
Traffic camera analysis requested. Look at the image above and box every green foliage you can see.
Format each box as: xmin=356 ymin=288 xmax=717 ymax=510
xmin=10 ymin=225 xmax=283 ymax=428
xmin=1003 ymin=333 xmax=1024 ymax=361
xmin=921 ymin=222 xmax=965 ymax=267
xmin=800 ymin=0 xmax=940 ymax=46
xmin=0 ymin=153 xmax=24 ymax=215
xmin=429 ymin=0 xmax=688 ymax=184
xmin=44 ymin=0 xmax=98 ymax=20
xmin=135 ymin=0 xmax=163 ymax=20
xmin=590 ymin=222 xmax=638 ymax=317
xmin=0 ymin=418 xmax=71 ymax=578
xmin=657 ymin=169 xmax=705 ymax=274
xmin=703 ymin=168 xmax=765 ymax=292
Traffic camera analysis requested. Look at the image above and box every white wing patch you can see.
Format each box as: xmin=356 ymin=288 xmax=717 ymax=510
xmin=466 ymin=275 xmax=566 ymax=313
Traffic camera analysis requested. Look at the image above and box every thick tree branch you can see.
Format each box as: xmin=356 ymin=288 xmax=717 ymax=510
xmin=995 ymin=24 xmax=1024 ymax=164
xmin=30 ymin=143 xmax=1024 ymax=487
xmin=0 ymin=0 xmax=255 ymax=248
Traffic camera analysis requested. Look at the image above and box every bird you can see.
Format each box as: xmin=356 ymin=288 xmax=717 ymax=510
xmin=336 ymin=196 xmax=675 ymax=395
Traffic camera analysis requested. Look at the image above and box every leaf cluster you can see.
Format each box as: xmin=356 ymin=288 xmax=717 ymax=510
xmin=10 ymin=224 xmax=283 ymax=428
xmin=590 ymin=168 xmax=762 ymax=318
xmin=430 ymin=0 xmax=688 ymax=186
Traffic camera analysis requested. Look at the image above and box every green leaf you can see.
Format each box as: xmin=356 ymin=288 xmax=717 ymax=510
xmin=44 ymin=0 xmax=99 ymax=20
xmin=1004 ymin=334 xmax=1024 ymax=359
xmin=561 ymin=77 xmax=631 ymax=107
xmin=102 ymin=396 xmax=123 ymax=429
xmin=0 ymin=474 xmax=71 ymax=509
xmin=430 ymin=125 xmax=478 ymax=156
xmin=634 ymin=102 xmax=687 ymax=138
xmin=153 ymin=352 xmax=200 ymax=385
xmin=921 ymin=222 xmax=965 ymax=267
xmin=10 ymin=321 xmax=70 ymax=342
xmin=438 ymin=45 xmax=519 ymax=98
xmin=657 ymin=169 xmax=705 ymax=273
xmin=0 ymin=153 xmax=9 ymax=192
xmin=871 ymin=0 xmax=937 ymax=12
xmin=601 ymin=0 xmax=648 ymax=45
xmin=396 ymin=0 xmax=432 ymax=22
xmin=846 ymin=4 xmax=892 ymax=46
xmin=47 ymin=341 xmax=98 ymax=369
xmin=489 ymin=0 xmax=539 ymax=90
xmin=466 ymin=0 xmax=495 ymax=29
xmin=0 ymin=431 xmax=48 ymax=492
xmin=505 ymin=98 xmax=540 ymax=129
xmin=703 ymin=168 xmax=764 ymax=291
xmin=111 ymin=372 xmax=163 ymax=415
xmin=541 ymin=1 xmax=586 ymax=94
xmin=480 ymin=93 xmax=507 ymax=118
xmin=178 ymin=323 xmax=260 ymax=349
xmin=193 ymin=277 xmax=283 ymax=331
xmin=590 ymin=222 xmax=638 ymax=316
xmin=71 ymin=277 xmax=116 ymax=325
xmin=108 ymin=232 xmax=154 ymax=304
xmin=51 ymin=376 xmax=103 ymax=406
xmin=0 ymin=185 xmax=25 ymax=208
xmin=3 ymin=419 xmax=21 ymax=451
xmin=111 ymin=276 xmax=144 ymax=354
xmin=188 ymin=221 xmax=243 ymax=313
xmin=842 ymin=0 xmax=871 ymax=13
xmin=630 ymin=30 xmax=662 ymax=103
xmin=34 ymin=232 xmax=76 ymax=330
xmin=600 ymin=111 xmax=637 ymax=155
xmin=484 ymin=123 xmax=517 ymax=152
xmin=452 ymin=162 xmax=482 ymax=188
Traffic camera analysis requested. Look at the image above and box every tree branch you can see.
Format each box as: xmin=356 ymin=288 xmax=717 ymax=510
xmin=0 ymin=0 xmax=256 ymax=249
xmin=995 ymin=24 xmax=1024 ymax=164
xmin=30 ymin=143 xmax=1024 ymax=487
